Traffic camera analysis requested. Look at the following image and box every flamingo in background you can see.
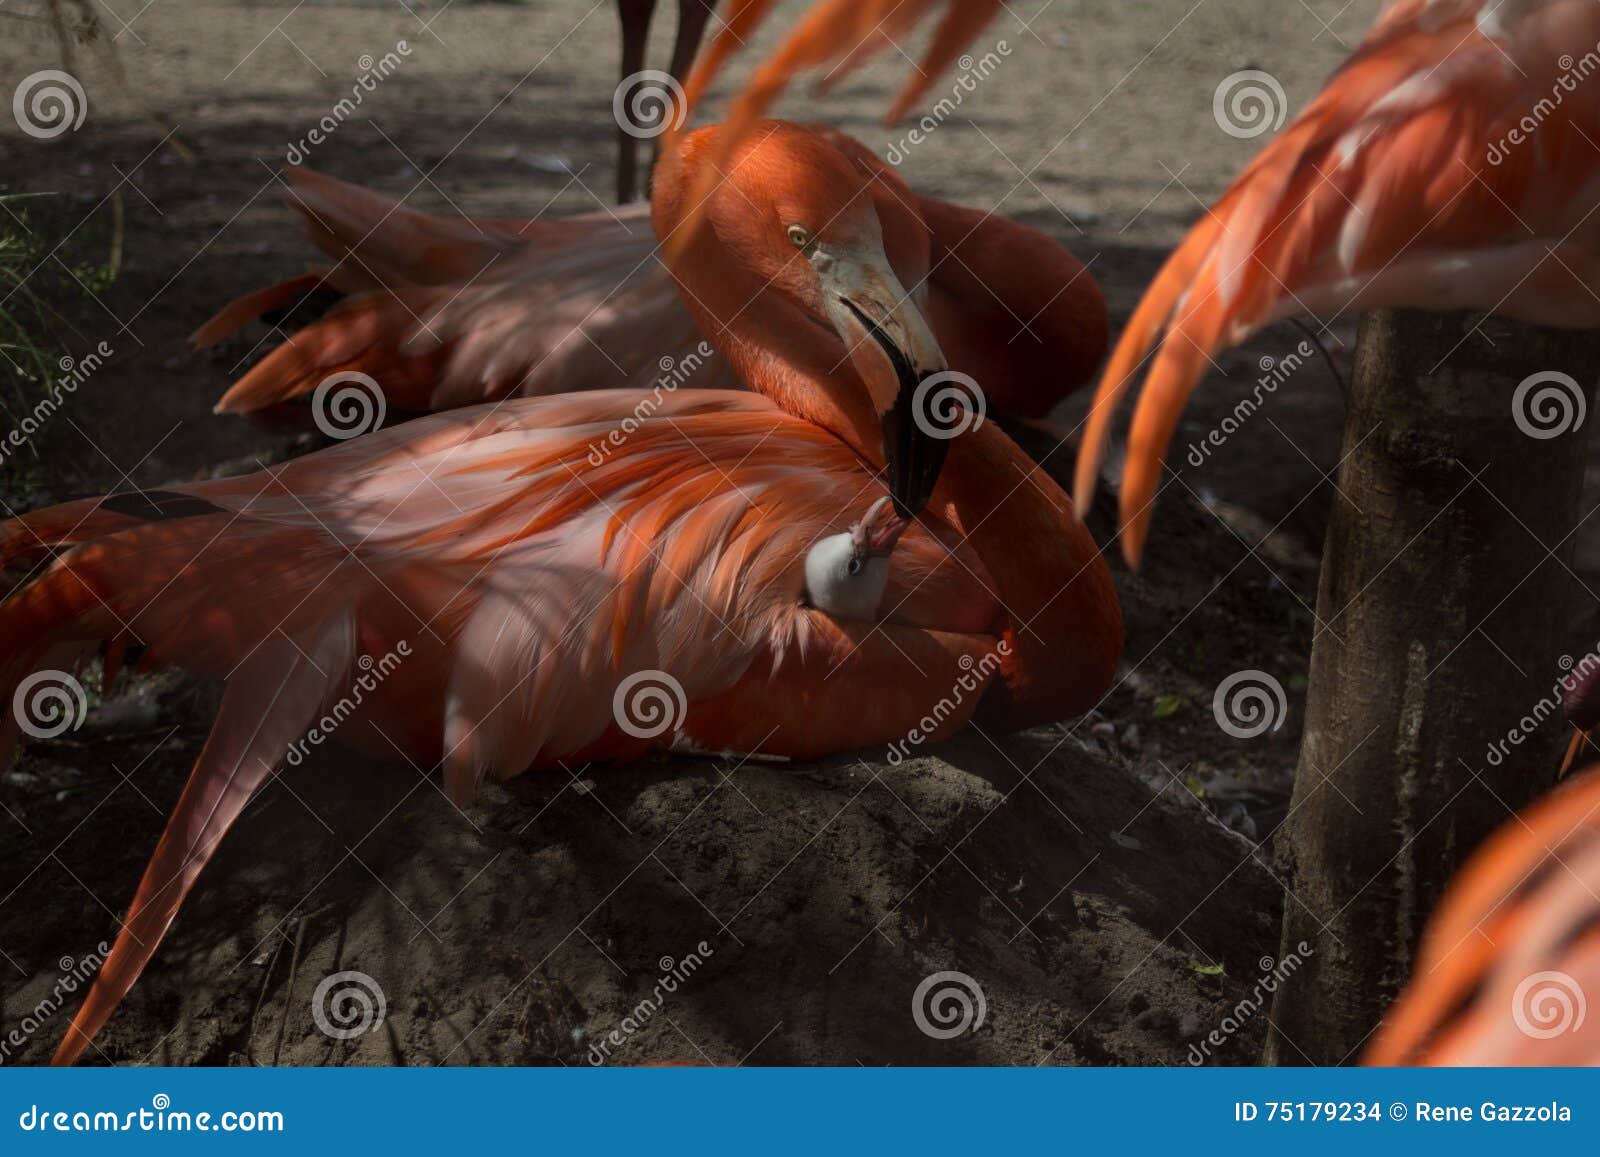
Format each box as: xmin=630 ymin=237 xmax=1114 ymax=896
xmin=1366 ymin=766 xmax=1600 ymax=1064
xmin=192 ymin=123 xmax=1103 ymax=432
xmin=19 ymin=120 xmax=1121 ymax=1064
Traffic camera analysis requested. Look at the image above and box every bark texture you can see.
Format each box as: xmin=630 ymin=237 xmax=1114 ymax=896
xmin=1264 ymin=309 xmax=1600 ymax=1065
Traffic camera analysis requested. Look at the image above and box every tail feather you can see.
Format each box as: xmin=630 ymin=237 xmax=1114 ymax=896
xmin=211 ymin=291 xmax=450 ymax=416
xmin=51 ymin=618 xmax=352 ymax=1065
xmin=190 ymin=272 xmax=331 ymax=349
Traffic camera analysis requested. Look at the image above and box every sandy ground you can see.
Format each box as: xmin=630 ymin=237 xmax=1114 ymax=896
xmin=0 ymin=0 xmax=1593 ymax=1066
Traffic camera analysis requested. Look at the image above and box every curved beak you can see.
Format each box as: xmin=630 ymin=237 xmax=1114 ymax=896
xmin=819 ymin=245 xmax=950 ymax=518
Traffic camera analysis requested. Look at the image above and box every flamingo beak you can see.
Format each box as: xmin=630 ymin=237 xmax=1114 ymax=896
xmin=819 ymin=246 xmax=949 ymax=518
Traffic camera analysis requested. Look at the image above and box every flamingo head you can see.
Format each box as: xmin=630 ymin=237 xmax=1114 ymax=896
xmin=804 ymin=497 xmax=909 ymax=622
xmin=658 ymin=121 xmax=952 ymax=518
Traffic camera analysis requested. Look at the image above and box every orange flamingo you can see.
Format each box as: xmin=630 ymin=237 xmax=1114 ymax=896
xmin=192 ymin=125 xmax=1103 ymax=431
xmin=1366 ymin=766 xmax=1600 ymax=1065
xmin=15 ymin=120 xmax=1121 ymax=1064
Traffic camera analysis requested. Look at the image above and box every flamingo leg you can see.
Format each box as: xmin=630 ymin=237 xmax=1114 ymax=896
xmin=616 ymin=0 xmax=656 ymax=203
xmin=667 ymin=0 xmax=714 ymax=87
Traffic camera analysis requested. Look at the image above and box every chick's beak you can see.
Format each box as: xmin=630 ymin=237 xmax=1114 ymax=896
xmin=848 ymin=495 xmax=911 ymax=559
xmin=820 ymin=246 xmax=950 ymax=518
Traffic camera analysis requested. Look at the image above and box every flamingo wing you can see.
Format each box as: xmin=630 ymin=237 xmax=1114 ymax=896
xmin=1078 ymin=0 xmax=1600 ymax=564
xmin=195 ymin=170 xmax=732 ymax=416
xmin=3 ymin=389 xmax=1000 ymax=1062
xmin=1366 ymin=768 xmax=1600 ymax=1065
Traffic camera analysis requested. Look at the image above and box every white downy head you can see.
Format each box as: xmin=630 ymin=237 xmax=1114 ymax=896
xmin=804 ymin=496 xmax=910 ymax=621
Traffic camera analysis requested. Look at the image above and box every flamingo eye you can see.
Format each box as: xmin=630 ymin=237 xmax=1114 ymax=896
xmin=787 ymin=224 xmax=813 ymax=249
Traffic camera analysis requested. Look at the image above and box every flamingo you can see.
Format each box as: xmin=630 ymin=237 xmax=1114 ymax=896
xmin=1365 ymin=766 xmax=1600 ymax=1065
xmin=16 ymin=120 xmax=1121 ymax=1064
xmin=191 ymin=126 xmax=1104 ymax=432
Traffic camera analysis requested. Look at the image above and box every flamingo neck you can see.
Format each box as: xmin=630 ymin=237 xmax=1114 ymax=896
xmin=933 ymin=423 xmax=1123 ymax=727
xmin=916 ymin=195 xmax=1109 ymax=417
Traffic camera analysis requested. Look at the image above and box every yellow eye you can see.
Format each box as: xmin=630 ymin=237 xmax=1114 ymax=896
xmin=786 ymin=224 xmax=812 ymax=249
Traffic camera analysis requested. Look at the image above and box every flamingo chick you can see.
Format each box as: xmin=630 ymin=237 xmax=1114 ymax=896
xmin=804 ymin=496 xmax=910 ymax=620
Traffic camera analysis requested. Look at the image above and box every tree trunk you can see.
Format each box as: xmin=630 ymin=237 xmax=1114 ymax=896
xmin=1264 ymin=308 xmax=1600 ymax=1066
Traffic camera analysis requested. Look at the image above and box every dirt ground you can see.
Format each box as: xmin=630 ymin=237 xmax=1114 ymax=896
xmin=0 ymin=0 xmax=1595 ymax=1067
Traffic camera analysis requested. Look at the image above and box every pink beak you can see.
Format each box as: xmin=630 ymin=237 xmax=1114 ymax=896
xmin=848 ymin=496 xmax=910 ymax=559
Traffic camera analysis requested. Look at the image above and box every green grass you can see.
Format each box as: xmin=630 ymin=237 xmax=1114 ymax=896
xmin=0 ymin=191 xmax=117 ymax=500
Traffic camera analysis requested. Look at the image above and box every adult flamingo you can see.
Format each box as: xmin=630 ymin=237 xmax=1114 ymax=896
xmin=192 ymin=126 xmax=1104 ymax=431
xmin=1365 ymin=767 xmax=1600 ymax=1065
xmin=18 ymin=121 xmax=1121 ymax=1064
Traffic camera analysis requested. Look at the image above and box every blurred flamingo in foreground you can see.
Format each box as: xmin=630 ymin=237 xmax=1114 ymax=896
xmin=1072 ymin=0 xmax=1600 ymax=562
xmin=1367 ymin=766 xmax=1600 ymax=1064
xmin=18 ymin=121 xmax=1120 ymax=1064
xmin=193 ymin=123 xmax=1103 ymax=432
